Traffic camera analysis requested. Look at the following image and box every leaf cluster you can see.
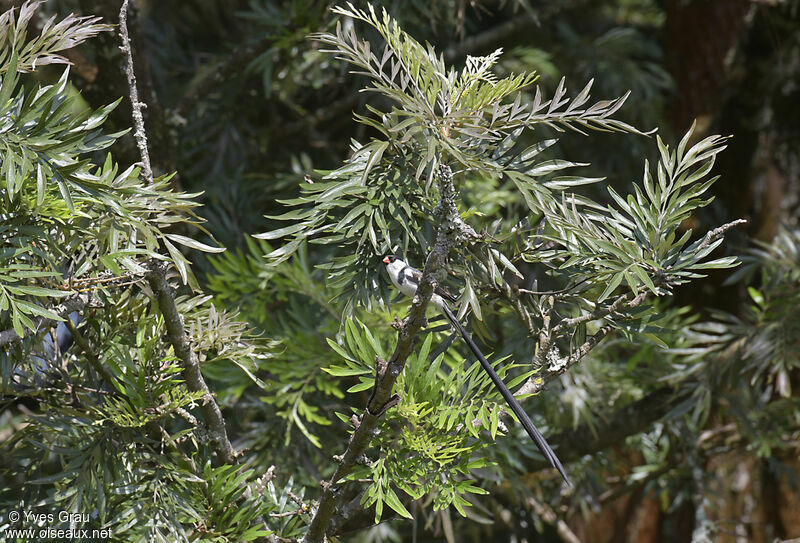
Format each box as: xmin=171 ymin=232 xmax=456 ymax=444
xmin=208 ymin=240 xmax=350 ymax=450
xmin=0 ymin=45 xmax=221 ymax=335
xmin=326 ymin=318 xmax=542 ymax=520
xmin=0 ymin=0 xmax=110 ymax=75
xmin=540 ymin=125 xmax=738 ymax=305
xmin=262 ymin=3 xmax=658 ymax=318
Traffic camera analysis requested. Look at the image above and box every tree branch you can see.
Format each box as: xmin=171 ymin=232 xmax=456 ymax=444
xmin=521 ymin=325 xmax=612 ymax=396
xmin=119 ymin=0 xmax=152 ymax=184
xmin=303 ymin=164 xmax=469 ymax=543
xmin=552 ymin=288 xmax=649 ymax=335
xmin=696 ymin=219 xmax=748 ymax=252
xmin=527 ymin=496 xmax=583 ymax=543
xmin=444 ymin=12 xmax=538 ymax=62
xmin=63 ymin=317 xmax=116 ymax=385
xmin=145 ymin=262 xmax=237 ymax=465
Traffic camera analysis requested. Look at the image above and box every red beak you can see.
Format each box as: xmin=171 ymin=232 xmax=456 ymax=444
xmin=382 ymin=256 xmax=390 ymax=264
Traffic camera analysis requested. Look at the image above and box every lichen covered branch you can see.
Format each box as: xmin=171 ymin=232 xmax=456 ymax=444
xmin=145 ymin=262 xmax=237 ymax=465
xmin=119 ymin=0 xmax=152 ymax=184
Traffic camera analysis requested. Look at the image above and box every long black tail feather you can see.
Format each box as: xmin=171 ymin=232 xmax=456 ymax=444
xmin=441 ymin=304 xmax=571 ymax=486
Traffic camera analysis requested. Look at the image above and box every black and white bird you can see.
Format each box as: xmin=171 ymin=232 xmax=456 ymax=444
xmin=382 ymin=255 xmax=571 ymax=486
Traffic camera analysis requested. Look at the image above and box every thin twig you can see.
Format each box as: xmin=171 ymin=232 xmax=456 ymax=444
xmin=552 ymin=288 xmax=649 ymax=335
xmin=521 ymin=325 xmax=612 ymax=396
xmin=527 ymin=496 xmax=583 ymax=543
xmin=517 ymin=278 xmax=589 ymax=296
xmin=443 ymin=0 xmax=594 ymax=62
xmin=597 ymin=463 xmax=675 ymax=505
xmin=118 ymin=11 xmax=268 ymax=528
xmin=534 ymin=295 xmax=555 ymax=370
xmin=696 ymin=219 xmax=748 ymax=252
xmin=270 ymin=509 xmax=306 ymax=519
xmin=287 ymin=490 xmax=308 ymax=511
xmin=119 ymin=0 xmax=152 ymax=184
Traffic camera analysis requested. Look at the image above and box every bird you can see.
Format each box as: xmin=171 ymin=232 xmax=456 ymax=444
xmin=382 ymin=254 xmax=571 ymax=486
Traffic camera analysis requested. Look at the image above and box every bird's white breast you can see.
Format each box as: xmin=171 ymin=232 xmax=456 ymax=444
xmin=386 ymin=259 xmax=448 ymax=312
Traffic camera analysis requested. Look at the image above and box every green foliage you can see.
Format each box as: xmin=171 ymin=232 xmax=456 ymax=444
xmin=2 ymin=280 xmax=282 ymax=539
xmin=573 ymin=228 xmax=800 ymax=527
xmin=0 ymin=27 xmax=220 ymax=334
xmin=240 ymin=3 xmax=743 ymax=533
xmin=680 ymin=228 xmax=800 ymax=431
xmin=262 ymin=3 xmax=656 ymax=315
xmin=0 ymin=0 xmax=110 ymax=75
xmin=327 ymin=319 xmax=541 ymax=519
xmin=208 ymin=240 xmax=347 ymax=448
xmin=0 ymin=4 xmax=285 ymax=541
xmin=259 ymin=4 xmax=734 ymax=353
xmin=182 ymin=293 xmax=278 ymax=394
xmin=194 ymin=463 xmax=275 ymax=542
xmin=541 ymin=125 xmax=738 ymax=304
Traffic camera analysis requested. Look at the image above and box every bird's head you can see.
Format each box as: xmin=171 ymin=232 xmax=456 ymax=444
xmin=382 ymin=255 xmax=406 ymax=277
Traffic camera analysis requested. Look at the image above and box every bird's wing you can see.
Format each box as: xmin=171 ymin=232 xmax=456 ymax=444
xmin=404 ymin=265 xmax=423 ymax=283
xmin=405 ymin=266 xmax=457 ymax=302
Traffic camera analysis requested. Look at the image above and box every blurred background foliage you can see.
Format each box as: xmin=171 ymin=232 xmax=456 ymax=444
xmin=1 ymin=0 xmax=799 ymax=542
